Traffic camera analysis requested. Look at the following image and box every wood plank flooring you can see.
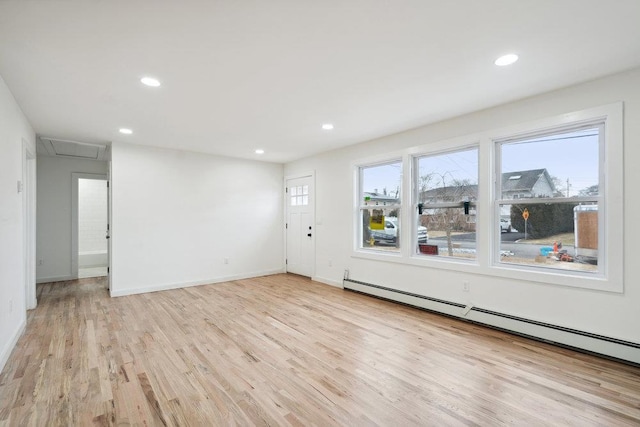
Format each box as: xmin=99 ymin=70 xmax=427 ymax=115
xmin=1 ymin=273 xmax=639 ymax=426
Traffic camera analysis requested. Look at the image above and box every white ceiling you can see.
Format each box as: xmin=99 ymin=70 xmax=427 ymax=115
xmin=1 ymin=1 xmax=639 ymax=163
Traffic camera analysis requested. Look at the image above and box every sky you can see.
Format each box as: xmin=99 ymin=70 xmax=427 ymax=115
xmin=502 ymin=129 xmax=599 ymax=195
xmin=362 ymin=128 xmax=599 ymax=198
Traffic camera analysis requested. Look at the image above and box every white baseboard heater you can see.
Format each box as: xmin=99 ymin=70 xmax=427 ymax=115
xmin=343 ymin=277 xmax=640 ymax=366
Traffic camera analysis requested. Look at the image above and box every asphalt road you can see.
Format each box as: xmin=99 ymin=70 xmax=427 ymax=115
xmin=429 ymin=232 xmax=564 ymax=258
xmin=440 ymin=231 xmax=524 ymax=242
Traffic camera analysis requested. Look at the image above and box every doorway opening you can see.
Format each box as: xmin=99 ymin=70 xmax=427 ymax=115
xmin=72 ymin=175 xmax=109 ymax=279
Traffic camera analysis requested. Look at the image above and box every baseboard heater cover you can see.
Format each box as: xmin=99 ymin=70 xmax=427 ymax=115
xmin=343 ymin=278 xmax=640 ymax=365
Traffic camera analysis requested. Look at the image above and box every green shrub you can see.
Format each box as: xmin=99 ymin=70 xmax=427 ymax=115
xmin=510 ymin=203 xmax=574 ymax=238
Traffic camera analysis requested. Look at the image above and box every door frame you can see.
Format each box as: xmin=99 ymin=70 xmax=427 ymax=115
xmin=284 ymin=172 xmax=316 ymax=277
xmin=22 ymin=139 xmax=37 ymax=309
xmin=71 ymin=173 xmax=108 ymax=279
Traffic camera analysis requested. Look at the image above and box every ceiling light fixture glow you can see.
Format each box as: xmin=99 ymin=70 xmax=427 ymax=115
xmin=119 ymin=128 xmax=133 ymax=135
xmin=494 ymin=54 xmax=519 ymax=66
xmin=255 ymin=149 xmax=265 ymax=154
xmin=141 ymin=77 xmax=161 ymax=87
xmin=322 ymin=123 xmax=334 ymax=130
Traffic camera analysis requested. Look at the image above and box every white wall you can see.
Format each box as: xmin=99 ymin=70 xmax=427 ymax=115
xmin=284 ymin=68 xmax=640 ymax=355
xmin=36 ymin=156 xmax=108 ymax=282
xmin=110 ymin=143 xmax=284 ymax=296
xmin=0 ymin=75 xmax=35 ymax=372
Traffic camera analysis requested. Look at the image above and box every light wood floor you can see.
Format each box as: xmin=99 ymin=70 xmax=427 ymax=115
xmin=1 ymin=274 xmax=639 ymax=426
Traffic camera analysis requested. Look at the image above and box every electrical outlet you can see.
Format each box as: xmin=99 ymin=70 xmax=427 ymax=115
xmin=463 ymin=281 xmax=470 ymax=292
xmin=223 ymin=258 xmax=229 ymax=264
xmin=38 ymin=259 xmax=44 ymax=266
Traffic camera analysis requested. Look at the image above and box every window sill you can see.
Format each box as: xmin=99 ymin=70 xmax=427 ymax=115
xmin=351 ymin=249 xmax=622 ymax=293
xmin=489 ymin=262 xmax=621 ymax=293
xmin=352 ymin=248 xmax=480 ymax=273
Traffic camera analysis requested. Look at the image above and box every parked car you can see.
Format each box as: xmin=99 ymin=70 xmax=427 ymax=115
xmin=368 ymin=217 xmax=428 ymax=245
xmin=500 ymin=218 xmax=512 ymax=233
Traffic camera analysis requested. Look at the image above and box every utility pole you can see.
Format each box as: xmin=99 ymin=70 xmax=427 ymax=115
xmin=566 ymin=178 xmax=571 ymax=197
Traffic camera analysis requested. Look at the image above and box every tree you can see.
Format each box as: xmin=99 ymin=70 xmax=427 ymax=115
xmin=579 ymin=184 xmax=599 ymax=196
xmin=420 ymin=173 xmax=476 ymax=256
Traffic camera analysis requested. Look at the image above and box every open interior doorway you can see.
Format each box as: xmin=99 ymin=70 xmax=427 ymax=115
xmin=72 ymin=174 xmax=108 ymax=279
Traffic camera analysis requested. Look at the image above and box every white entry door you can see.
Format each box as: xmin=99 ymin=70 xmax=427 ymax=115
xmin=286 ymin=176 xmax=314 ymax=277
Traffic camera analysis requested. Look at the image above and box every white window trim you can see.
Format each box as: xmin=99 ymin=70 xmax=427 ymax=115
xmin=487 ymin=103 xmax=623 ymax=292
xmin=351 ymin=103 xmax=623 ymax=293
xmin=411 ymin=144 xmax=481 ymax=262
xmin=354 ymin=156 xmax=404 ymax=255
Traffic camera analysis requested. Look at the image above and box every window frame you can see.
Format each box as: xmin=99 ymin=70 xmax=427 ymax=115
xmin=356 ymin=158 xmax=403 ymax=254
xmin=351 ymin=103 xmax=623 ymax=292
xmin=488 ymin=104 xmax=622 ymax=292
xmin=494 ymin=123 xmax=604 ymax=275
xmin=412 ymin=145 xmax=480 ymax=262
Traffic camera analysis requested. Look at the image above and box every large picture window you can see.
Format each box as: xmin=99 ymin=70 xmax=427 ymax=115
xmin=415 ymin=147 xmax=478 ymax=259
xmin=353 ymin=104 xmax=622 ymax=291
xmin=358 ymin=161 xmax=402 ymax=251
xmin=496 ymin=125 xmax=602 ymax=273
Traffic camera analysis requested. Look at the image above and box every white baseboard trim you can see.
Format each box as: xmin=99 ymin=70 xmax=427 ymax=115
xmin=312 ymin=276 xmax=344 ymax=288
xmin=36 ymin=275 xmax=75 ymax=284
xmin=344 ymin=278 xmax=640 ymax=365
xmin=0 ymin=318 xmax=26 ymax=375
xmin=110 ymin=268 xmax=286 ymax=297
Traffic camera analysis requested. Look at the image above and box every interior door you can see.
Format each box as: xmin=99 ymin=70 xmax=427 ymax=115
xmin=286 ymin=176 xmax=314 ymax=277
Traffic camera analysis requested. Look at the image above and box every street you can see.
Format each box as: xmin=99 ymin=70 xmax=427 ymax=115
xmin=428 ymin=232 xmax=570 ymax=259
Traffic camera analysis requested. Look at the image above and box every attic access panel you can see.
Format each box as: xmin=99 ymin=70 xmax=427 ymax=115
xmin=39 ymin=137 xmax=108 ymax=161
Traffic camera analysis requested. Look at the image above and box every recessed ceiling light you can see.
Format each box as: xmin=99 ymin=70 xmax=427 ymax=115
xmin=255 ymin=149 xmax=265 ymax=154
xmin=119 ymin=128 xmax=133 ymax=135
xmin=322 ymin=123 xmax=334 ymax=130
xmin=495 ymin=54 xmax=519 ymax=66
xmin=140 ymin=77 xmax=161 ymax=87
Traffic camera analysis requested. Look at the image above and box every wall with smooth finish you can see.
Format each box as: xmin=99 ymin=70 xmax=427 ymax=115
xmin=0 ymin=75 xmax=35 ymax=373
xmin=284 ymin=68 xmax=640 ymax=359
xmin=36 ymin=156 xmax=108 ymax=282
xmin=110 ymin=143 xmax=284 ymax=296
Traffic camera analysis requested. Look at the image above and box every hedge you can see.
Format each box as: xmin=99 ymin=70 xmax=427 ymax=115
xmin=510 ymin=203 xmax=574 ymax=238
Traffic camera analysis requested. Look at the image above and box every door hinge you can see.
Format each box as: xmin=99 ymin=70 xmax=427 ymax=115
xmin=285 ymin=223 xmax=288 ymax=229
xmin=107 ymin=267 xmax=110 ymax=273
xmin=285 ymin=187 xmax=288 ymax=193
xmin=285 ymin=259 xmax=288 ymax=265
xmin=107 ymin=181 xmax=110 ymax=188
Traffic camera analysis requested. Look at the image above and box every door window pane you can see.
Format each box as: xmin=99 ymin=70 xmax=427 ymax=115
xmin=290 ymin=185 xmax=309 ymax=206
